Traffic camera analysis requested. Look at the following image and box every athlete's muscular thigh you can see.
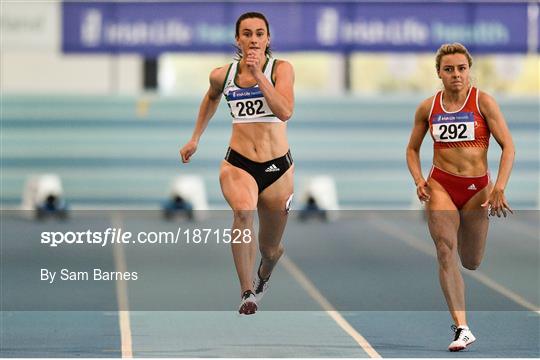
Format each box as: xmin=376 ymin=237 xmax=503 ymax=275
xmin=258 ymin=165 xmax=294 ymax=211
xmin=426 ymin=178 xmax=460 ymax=253
xmin=426 ymin=177 xmax=458 ymax=211
xmin=257 ymin=165 xmax=294 ymax=246
xmin=220 ymin=161 xmax=258 ymax=210
xmin=457 ymin=183 xmax=491 ymax=269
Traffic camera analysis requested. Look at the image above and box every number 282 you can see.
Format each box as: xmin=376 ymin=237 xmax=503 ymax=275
xmin=236 ymin=100 xmax=264 ymax=116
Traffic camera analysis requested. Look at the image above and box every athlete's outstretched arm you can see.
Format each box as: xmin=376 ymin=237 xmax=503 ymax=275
xmin=246 ymin=52 xmax=294 ymax=121
xmin=479 ymin=91 xmax=515 ymax=216
xmin=406 ymin=98 xmax=432 ymax=202
xmin=180 ymin=67 xmax=225 ymax=163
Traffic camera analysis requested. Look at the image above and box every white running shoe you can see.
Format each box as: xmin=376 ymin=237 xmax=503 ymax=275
xmin=238 ymin=290 xmax=257 ymax=315
xmin=448 ymin=325 xmax=476 ymax=352
xmin=253 ymin=261 xmax=270 ymax=303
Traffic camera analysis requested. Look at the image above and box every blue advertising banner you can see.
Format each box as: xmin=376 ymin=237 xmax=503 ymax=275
xmin=62 ymin=1 xmax=535 ymax=55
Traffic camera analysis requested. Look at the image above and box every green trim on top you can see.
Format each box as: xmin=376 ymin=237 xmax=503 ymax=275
xmin=270 ymin=58 xmax=277 ymax=86
xmin=232 ymin=61 xmax=245 ymax=89
xmin=261 ymin=56 xmax=270 ymax=73
xmin=221 ymin=63 xmax=233 ymax=93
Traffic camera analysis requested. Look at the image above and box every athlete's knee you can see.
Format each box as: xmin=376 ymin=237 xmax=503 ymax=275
xmin=461 ymin=258 xmax=481 ymax=270
xmin=232 ymin=209 xmax=255 ymax=224
xmin=433 ymin=239 xmax=456 ymax=268
xmin=260 ymin=244 xmax=284 ymax=263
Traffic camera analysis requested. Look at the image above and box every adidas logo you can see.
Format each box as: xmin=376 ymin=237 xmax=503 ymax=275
xmin=265 ymin=164 xmax=280 ymax=172
xmin=467 ymin=184 xmax=477 ymax=190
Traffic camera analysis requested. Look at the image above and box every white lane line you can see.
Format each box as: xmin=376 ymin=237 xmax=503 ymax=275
xmin=281 ymin=255 xmax=382 ymax=358
xmin=502 ymin=214 xmax=539 ymax=240
xmin=111 ymin=213 xmax=134 ymax=358
xmin=368 ymin=215 xmax=540 ymax=315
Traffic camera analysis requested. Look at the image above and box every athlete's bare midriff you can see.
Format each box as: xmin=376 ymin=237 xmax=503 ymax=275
xmin=229 ymin=122 xmax=289 ymax=162
xmin=433 ymin=147 xmax=488 ymax=176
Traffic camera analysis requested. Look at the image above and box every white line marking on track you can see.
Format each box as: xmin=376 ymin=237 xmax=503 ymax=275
xmin=368 ymin=214 xmax=540 ymax=315
xmin=502 ymin=214 xmax=539 ymax=240
xmin=111 ymin=213 xmax=134 ymax=358
xmin=281 ymin=255 xmax=382 ymax=358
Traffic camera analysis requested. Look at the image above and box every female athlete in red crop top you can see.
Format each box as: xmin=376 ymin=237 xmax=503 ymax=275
xmin=427 ymin=86 xmax=491 ymax=208
xmin=406 ymin=43 xmax=514 ymax=352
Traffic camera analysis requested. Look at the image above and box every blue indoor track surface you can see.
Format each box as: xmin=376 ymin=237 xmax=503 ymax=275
xmin=1 ymin=211 xmax=538 ymax=358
